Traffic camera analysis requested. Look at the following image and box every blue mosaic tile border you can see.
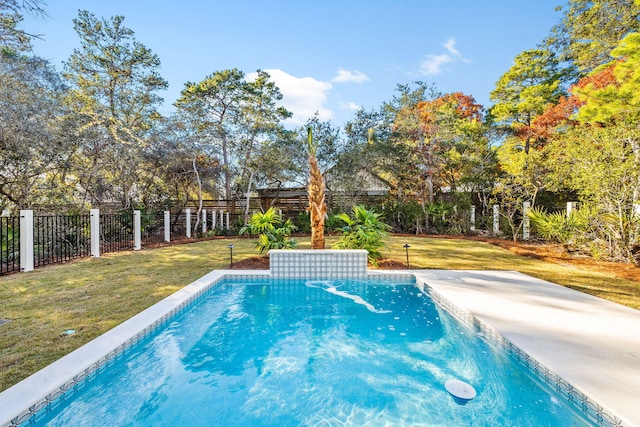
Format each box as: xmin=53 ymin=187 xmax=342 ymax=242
xmin=269 ymin=249 xmax=368 ymax=279
xmin=366 ymin=272 xmax=415 ymax=284
xmin=4 ymin=273 xmax=269 ymax=427
xmin=417 ymin=279 xmax=625 ymax=427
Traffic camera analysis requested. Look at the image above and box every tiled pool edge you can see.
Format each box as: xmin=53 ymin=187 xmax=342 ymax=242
xmin=413 ymin=273 xmax=625 ymax=427
xmin=0 ymin=270 xmax=270 ymax=427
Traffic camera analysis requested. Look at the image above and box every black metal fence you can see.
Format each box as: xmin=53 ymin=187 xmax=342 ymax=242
xmin=1 ymin=216 xmax=19 ymax=275
xmin=0 ymin=209 xmax=233 ymax=276
xmin=100 ymin=212 xmax=134 ymax=254
xmin=141 ymin=211 xmax=167 ymax=246
xmin=33 ymin=214 xmax=91 ymax=268
xmin=171 ymin=211 xmax=188 ymax=240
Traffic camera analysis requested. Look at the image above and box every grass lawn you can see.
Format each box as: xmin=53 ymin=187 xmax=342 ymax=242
xmin=0 ymin=235 xmax=638 ymax=393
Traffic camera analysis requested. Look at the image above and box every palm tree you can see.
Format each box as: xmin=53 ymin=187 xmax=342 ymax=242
xmin=307 ymin=127 xmax=326 ymax=249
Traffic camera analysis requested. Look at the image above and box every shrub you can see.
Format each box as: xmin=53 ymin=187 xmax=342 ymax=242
xmin=325 ymin=214 xmax=344 ymax=234
xmin=292 ymin=211 xmax=311 ymax=234
xmin=332 ymin=205 xmax=391 ymax=264
xmin=527 ymin=206 xmax=593 ymax=248
xmin=527 ymin=208 xmax=572 ymax=243
xmin=380 ymin=199 xmax=425 ymax=233
xmin=239 ymin=207 xmax=297 ymax=253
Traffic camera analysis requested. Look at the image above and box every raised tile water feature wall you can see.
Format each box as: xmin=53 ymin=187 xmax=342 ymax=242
xmin=269 ymin=249 xmax=368 ymax=279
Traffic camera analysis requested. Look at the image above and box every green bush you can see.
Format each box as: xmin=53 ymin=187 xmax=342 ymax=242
xmin=239 ymin=207 xmax=297 ymax=253
xmin=325 ymin=214 xmax=345 ymax=234
xmin=527 ymin=206 xmax=593 ymax=247
xmin=332 ymin=205 xmax=391 ymax=264
xmin=292 ymin=211 xmax=311 ymax=234
xmin=380 ymin=199 xmax=425 ymax=233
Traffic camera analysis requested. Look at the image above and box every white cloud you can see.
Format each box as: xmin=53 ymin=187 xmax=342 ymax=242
xmin=339 ymin=101 xmax=361 ymax=111
xmin=419 ymin=37 xmax=469 ymax=76
xmin=420 ymin=53 xmax=454 ymax=76
xmin=252 ymin=68 xmax=333 ymax=126
xmin=331 ymin=69 xmax=370 ymax=84
xmin=443 ymin=38 xmax=460 ymax=56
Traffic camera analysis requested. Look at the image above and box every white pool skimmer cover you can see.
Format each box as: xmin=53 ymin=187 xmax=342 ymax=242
xmin=445 ymin=379 xmax=477 ymax=403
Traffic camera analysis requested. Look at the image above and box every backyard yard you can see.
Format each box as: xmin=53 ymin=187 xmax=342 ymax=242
xmin=0 ymin=234 xmax=639 ymax=393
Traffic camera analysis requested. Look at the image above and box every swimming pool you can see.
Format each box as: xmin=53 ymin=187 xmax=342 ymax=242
xmin=7 ymin=274 xmax=598 ymax=426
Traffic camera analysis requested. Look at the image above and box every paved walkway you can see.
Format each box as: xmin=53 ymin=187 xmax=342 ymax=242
xmin=413 ymin=270 xmax=640 ymax=427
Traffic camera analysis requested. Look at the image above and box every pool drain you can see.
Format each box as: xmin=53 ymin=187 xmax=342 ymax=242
xmin=445 ymin=379 xmax=476 ymax=404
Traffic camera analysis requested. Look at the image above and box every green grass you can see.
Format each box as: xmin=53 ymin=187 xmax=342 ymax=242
xmin=0 ymin=235 xmax=638 ymax=393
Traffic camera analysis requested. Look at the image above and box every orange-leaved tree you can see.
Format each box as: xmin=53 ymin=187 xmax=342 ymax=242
xmin=530 ymin=63 xmax=617 ymax=144
xmin=394 ymin=90 xmax=484 ymax=204
xmin=307 ymin=127 xmax=326 ymax=249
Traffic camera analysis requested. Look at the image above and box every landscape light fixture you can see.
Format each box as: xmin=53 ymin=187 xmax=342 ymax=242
xmin=228 ymin=244 xmax=234 ymax=269
xmin=403 ymin=243 xmax=411 ymax=268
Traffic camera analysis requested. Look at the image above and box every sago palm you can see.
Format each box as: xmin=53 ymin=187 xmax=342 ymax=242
xmin=239 ymin=207 xmax=297 ymax=254
xmin=333 ymin=205 xmax=391 ymax=264
xmin=307 ymin=127 xmax=326 ymax=249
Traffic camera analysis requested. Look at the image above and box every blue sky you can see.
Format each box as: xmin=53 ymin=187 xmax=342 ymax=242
xmin=23 ymin=1 xmax=563 ymax=128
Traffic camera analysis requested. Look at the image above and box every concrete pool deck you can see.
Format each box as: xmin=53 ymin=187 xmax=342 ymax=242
xmin=413 ymin=270 xmax=640 ymax=427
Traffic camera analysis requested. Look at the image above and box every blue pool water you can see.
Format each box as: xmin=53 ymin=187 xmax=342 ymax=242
xmin=29 ymin=277 xmax=595 ymax=426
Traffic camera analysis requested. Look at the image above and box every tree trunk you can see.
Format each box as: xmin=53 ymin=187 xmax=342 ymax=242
xmin=221 ymin=134 xmax=232 ymax=200
xmin=308 ymin=154 xmax=326 ymax=249
xmin=192 ymin=155 xmax=202 ymax=232
xmin=244 ymin=169 xmax=256 ymax=225
xmin=307 ymin=128 xmax=326 ymax=249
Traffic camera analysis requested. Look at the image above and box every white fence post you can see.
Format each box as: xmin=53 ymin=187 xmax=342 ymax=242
xmin=523 ymin=201 xmax=531 ymax=240
xmin=90 ymin=208 xmax=100 ymax=258
xmin=19 ymin=210 xmax=34 ymax=272
xmin=164 ymin=211 xmax=170 ymax=242
xmin=133 ymin=210 xmax=141 ymax=250
xmin=202 ymin=209 xmax=207 ymax=234
xmin=567 ymin=201 xmax=577 ymax=218
xmin=493 ymin=204 xmax=500 ymax=236
xmin=470 ymin=205 xmax=476 ymax=231
xmin=186 ymin=208 xmax=191 ymax=238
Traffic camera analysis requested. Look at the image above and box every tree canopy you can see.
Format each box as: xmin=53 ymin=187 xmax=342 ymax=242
xmin=2 ymin=2 xmax=640 ymax=263
xmin=546 ymin=0 xmax=640 ymax=73
xmin=0 ymin=0 xmax=46 ymax=55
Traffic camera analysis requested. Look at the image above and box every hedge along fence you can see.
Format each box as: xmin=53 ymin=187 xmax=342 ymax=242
xmin=1 ymin=208 xmax=233 ymax=275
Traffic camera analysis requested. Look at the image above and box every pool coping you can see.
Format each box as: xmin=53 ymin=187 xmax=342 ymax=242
xmin=412 ymin=270 xmax=640 ymax=427
xmin=1 ymin=269 xmax=637 ymax=426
